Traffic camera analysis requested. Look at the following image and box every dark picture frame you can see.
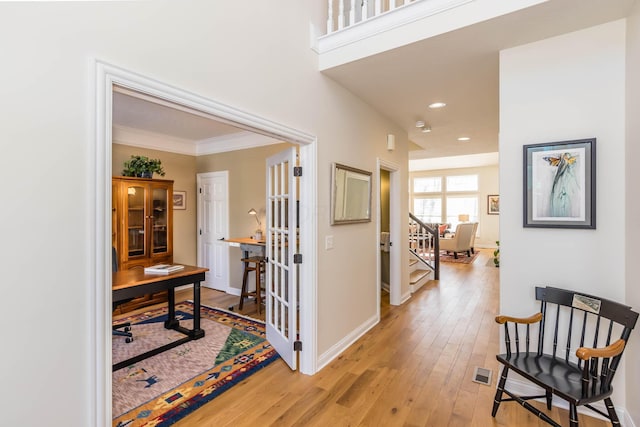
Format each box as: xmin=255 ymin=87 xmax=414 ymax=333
xmin=487 ymin=195 xmax=500 ymax=215
xmin=523 ymin=138 xmax=595 ymax=229
xmin=173 ymin=190 xmax=186 ymax=210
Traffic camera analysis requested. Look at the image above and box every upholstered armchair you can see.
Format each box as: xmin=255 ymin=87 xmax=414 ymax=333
xmin=440 ymin=222 xmax=476 ymax=259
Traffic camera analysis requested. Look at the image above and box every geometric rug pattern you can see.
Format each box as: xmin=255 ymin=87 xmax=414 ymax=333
xmin=439 ymin=251 xmax=479 ymax=264
xmin=112 ymin=302 xmax=279 ymax=427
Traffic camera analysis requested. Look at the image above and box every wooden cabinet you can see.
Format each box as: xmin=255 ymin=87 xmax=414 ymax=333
xmin=112 ymin=176 xmax=174 ymax=312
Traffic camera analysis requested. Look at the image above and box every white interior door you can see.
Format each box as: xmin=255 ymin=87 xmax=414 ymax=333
xmin=197 ymin=171 xmax=229 ymax=291
xmin=266 ymin=148 xmax=298 ymax=370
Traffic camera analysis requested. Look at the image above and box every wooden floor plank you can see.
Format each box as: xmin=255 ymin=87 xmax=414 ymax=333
xmin=123 ymin=249 xmax=609 ymax=427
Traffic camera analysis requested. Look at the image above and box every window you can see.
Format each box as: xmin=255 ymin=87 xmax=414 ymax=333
xmin=446 ymin=175 xmax=478 ymax=192
xmin=411 ymin=173 xmax=479 ymax=229
xmin=446 ymin=196 xmax=478 ymax=227
xmin=413 ymin=197 xmax=442 ymax=224
xmin=414 ymin=176 xmax=442 ymax=193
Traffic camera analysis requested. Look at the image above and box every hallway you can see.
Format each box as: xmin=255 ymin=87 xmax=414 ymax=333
xmin=171 ymin=249 xmax=607 ymax=426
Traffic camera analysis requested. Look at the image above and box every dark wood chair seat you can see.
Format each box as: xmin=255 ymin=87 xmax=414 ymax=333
xmin=496 ymin=352 xmax=611 ymax=405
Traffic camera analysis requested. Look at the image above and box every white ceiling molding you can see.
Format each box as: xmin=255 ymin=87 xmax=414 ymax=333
xmin=196 ymin=131 xmax=282 ymax=156
xmin=113 ymin=125 xmax=197 ymax=155
xmin=113 ymin=125 xmax=282 ymax=156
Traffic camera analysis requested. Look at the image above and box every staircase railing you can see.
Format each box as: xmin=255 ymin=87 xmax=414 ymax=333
xmin=409 ymin=213 xmax=440 ymax=280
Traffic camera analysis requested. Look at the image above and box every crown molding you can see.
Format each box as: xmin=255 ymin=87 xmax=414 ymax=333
xmin=196 ymin=131 xmax=282 ymax=155
xmin=113 ymin=125 xmax=282 ymax=156
xmin=112 ymin=125 xmax=196 ymax=155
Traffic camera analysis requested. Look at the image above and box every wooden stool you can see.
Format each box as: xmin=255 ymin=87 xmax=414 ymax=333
xmin=239 ymin=256 xmax=266 ymax=314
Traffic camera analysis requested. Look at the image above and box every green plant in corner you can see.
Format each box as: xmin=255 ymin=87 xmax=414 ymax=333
xmin=493 ymin=240 xmax=500 ymax=267
xmin=122 ymin=155 xmax=166 ymax=178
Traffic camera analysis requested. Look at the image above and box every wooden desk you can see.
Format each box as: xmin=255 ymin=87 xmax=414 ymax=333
xmin=224 ymin=237 xmax=266 ymax=257
xmin=112 ymin=265 xmax=208 ymax=371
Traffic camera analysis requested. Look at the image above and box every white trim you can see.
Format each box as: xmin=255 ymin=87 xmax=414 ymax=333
xmin=316 ymin=313 xmax=379 ymax=371
xmin=93 ymin=59 xmax=319 ymax=426
xmin=196 ymin=131 xmax=281 ymax=155
xmin=298 ymin=141 xmax=318 ymax=375
xmin=113 ymin=125 xmax=282 ymax=156
xmin=113 ymin=125 xmax=196 ymax=155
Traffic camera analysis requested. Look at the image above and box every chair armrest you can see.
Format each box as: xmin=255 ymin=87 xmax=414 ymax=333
xmin=495 ymin=312 xmax=542 ymax=325
xmin=576 ymin=339 xmax=626 ymax=361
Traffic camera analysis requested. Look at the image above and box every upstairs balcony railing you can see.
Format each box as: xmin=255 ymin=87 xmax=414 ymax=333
xmin=326 ymin=0 xmax=419 ymax=33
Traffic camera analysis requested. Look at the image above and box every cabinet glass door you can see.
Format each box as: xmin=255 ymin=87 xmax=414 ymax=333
xmin=127 ymin=185 xmax=146 ymax=257
xmin=151 ymin=187 xmax=169 ymax=254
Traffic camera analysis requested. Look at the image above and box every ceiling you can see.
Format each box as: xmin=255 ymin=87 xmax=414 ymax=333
xmin=113 ymin=0 xmax=635 ymax=163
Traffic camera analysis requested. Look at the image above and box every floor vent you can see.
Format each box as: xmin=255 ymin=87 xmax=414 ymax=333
xmin=472 ymin=367 xmax=493 ymax=386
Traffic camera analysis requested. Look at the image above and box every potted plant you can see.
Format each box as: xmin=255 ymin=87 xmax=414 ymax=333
xmin=122 ymin=155 xmax=165 ymax=178
xmin=493 ymin=240 xmax=500 ymax=267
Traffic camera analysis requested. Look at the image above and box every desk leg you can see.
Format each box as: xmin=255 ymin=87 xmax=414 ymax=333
xmin=191 ymin=281 xmax=205 ymax=339
xmin=164 ymin=286 xmax=179 ymax=329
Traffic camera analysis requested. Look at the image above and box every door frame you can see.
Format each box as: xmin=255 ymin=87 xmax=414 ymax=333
xmin=197 ymin=171 xmax=230 ymax=292
xmin=92 ymin=59 xmax=318 ymax=426
xmin=377 ymin=159 xmax=401 ymax=309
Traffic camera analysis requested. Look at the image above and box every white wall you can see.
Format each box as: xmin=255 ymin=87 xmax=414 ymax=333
xmin=0 ymin=2 xmax=408 ymax=425
xmin=500 ymin=18 xmax=629 ymax=412
xmin=625 ymin=3 xmax=640 ymax=426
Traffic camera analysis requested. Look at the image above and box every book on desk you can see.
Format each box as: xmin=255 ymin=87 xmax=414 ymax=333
xmin=144 ymin=264 xmax=185 ymax=275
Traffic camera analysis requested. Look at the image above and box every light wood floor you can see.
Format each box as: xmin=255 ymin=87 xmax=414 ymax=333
xmin=124 ymin=250 xmax=609 ymax=427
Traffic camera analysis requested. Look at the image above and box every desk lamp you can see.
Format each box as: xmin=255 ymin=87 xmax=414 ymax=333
xmin=248 ymin=208 xmax=262 ymax=239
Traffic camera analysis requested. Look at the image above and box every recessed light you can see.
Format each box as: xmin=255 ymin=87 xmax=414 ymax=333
xmin=457 ymin=137 xmax=471 ymax=141
xmin=421 ymin=126 xmax=431 ymax=133
xmin=415 ymin=120 xmax=425 ymax=128
xmin=428 ymin=102 xmax=446 ymax=109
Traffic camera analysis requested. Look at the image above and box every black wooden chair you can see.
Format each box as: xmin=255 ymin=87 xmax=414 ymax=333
xmin=492 ymin=286 xmax=638 ymax=427
xmin=112 ymin=247 xmax=133 ymax=343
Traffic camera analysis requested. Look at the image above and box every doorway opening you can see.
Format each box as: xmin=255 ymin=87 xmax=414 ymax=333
xmin=93 ymin=59 xmax=318 ymax=425
xmin=377 ymin=159 xmax=401 ymax=314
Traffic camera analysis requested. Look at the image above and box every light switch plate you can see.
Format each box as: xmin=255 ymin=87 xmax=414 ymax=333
xmin=325 ymin=235 xmax=334 ymax=250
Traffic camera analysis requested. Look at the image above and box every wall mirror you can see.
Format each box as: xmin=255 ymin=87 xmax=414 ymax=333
xmin=331 ymin=162 xmax=372 ymax=225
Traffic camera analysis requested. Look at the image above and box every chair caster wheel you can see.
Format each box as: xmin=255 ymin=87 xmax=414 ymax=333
xmin=125 ymin=337 xmax=133 ymax=343
xmin=124 ymin=326 xmax=131 ymax=332
xmin=228 ymin=306 xmax=234 ymax=311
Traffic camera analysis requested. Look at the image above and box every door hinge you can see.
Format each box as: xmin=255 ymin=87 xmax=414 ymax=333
xmin=199 ymin=187 xmax=202 ymax=193
xmin=294 ymin=340 xmax=302 ymax=351
xmin=293 ymin=166 xmax=302 ymax=177
xmin=199 ymin=229 xmax=202 ymax=235
xmin=293 ymin=253 xmax=303 ymax=264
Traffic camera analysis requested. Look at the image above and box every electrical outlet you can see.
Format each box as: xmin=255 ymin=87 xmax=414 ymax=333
xmin=325 ymin=235 xmax=334 ymax=250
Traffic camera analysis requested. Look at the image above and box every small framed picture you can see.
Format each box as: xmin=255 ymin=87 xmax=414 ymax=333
xmin=523 ymin=138 xmax=595 ymax=229
xmin=487 ymin=195 xmax=500 ymax=215
xmin=173 ymin=191 xmax=186 ymax=210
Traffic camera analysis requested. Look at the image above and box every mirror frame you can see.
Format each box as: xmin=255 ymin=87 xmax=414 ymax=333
xmin=331 ymin=162 xmax=372 ymax=225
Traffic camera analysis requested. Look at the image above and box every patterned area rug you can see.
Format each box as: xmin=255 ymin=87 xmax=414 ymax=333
xmin=112 ymin=302 xmax=279 ymax=427
xmin=439 ymin=251 xmax=479 ymax=264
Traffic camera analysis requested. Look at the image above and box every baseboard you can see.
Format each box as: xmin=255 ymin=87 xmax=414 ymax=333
xmin=317 ymin=313 xmax=379 ymax=371
xmin=504 ymin=377 xmax=635 ymax=426
xmin=400 ymin=290 xmax=412 ymax=304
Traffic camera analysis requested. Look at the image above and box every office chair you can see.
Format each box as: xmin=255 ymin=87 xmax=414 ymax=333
xmin=112 ymin=247 xmax=133 ymax=343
